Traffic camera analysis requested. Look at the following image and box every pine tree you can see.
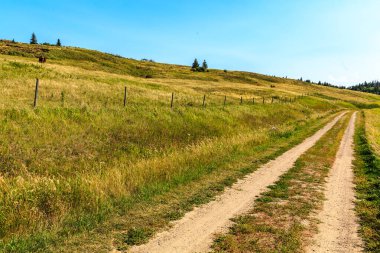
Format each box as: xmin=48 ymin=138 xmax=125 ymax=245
xmin=192 ymin=58 xmax=199 ymax=69
xmin=30 ymin=33 xmax=37 ymax=44
xmin=202 ymin=60 xmax=208 ymax=71
xmin=56 ymin=39 xmax=62 ymax=47
xmin=11 ymin=39 xmax=15 ymax=43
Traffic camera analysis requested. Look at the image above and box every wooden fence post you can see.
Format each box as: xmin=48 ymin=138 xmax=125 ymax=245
xmin=61 ymin=91 xmax=65 ymax=107
xmin=124 ymin=86 xmax=127 ymax=107
xmin=170 ymin=92 xmax=174 ymax=108
xmin=240 ymin=96 xmax=243 ymax=104
xmin=271 ymin=97 xmax=274 ymax=103
xmin=262 ymin=97 xmax=265 ymax=104
xmin=224 ymin=96 xmax=227 ymax=107
xmin=203 ymin=95 xmax=206 ymax=107
xmin=33 ymin=78 xmax=39 ymax=108
xmin=253 ymin=97 xmax=255 ymax=105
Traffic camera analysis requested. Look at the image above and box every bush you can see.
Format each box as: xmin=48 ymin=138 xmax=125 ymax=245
xmin=191 ymin=66 xmax=206 ymax=73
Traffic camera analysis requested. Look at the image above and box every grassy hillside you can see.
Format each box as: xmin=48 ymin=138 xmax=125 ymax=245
xmin=353 ymin=111 xmax=380 ymax=251
xmin=0 ymin=40 xmax=379 ymax=252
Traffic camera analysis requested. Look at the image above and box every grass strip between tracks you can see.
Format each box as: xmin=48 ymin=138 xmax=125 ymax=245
xmin=212 ymin=113 xmax=351 ymax=253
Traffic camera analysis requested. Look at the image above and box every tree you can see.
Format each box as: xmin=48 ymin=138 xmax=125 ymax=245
xmin=202 ymin=60 xmax=208 ymax=71
xmin=56 ymin=38 xmax=62 ymax=47
xmin=192 ymin=58 xmax=199 ymax=69
xmin=30 ymin=33 xmax=37 ymax=44
xmin=11 ymin=39 xmax=15 ymax=43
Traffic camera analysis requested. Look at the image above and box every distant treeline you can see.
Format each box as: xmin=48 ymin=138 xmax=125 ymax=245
xmin=302 ymin=78 xmax=380 ymax=95
xmin=298 ymin=77 xmax=346 ymax=89
xmin=316 ymin=80 xmax=346 ymax=89
xmin=5 ymin=33 xmax=62 ymax=47
xmin=349 ymin=81 xmax=380 ymax=95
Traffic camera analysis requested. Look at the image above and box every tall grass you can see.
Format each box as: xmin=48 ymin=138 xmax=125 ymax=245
xmin=354 ymin=111 xmax=380 ymax=251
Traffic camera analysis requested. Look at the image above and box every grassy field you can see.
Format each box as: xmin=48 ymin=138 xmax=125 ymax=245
xmin=0 ymin=40 xmax=379 ymax=252
xmin=363 ymin=109 xmax=380 ymax=155
xmin=353 ymin=111 xmax=380 ymax=252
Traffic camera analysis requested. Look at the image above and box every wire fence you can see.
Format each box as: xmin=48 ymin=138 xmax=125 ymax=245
xmin=32 ymin=78 xmax=310 ymax=109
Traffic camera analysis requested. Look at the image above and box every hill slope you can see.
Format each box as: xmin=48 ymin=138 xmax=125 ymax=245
xmin=0 ymin=40 xmax=379 ymax=252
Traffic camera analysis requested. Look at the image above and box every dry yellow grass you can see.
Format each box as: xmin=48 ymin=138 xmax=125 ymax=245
xmin=363 ymin=109 xmax=380 ymax=155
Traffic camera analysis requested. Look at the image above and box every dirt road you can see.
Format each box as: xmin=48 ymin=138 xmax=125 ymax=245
xmin=129 ymin=113 xmax=345 ymax=253
xmin=307 ymin=112 xmax=362 ymax=252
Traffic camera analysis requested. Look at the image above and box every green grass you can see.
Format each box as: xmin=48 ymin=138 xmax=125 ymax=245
xmin=212 ymin=113 xmax=350 ymax=253
xmin=1 ymin=112 xmax=338 ymax=253
xmin=123 ymin=227 xmax=153 ymax=246
xmin=0 ymin=40 xmax=378 ymax=252
xmin=353 ymin=112 xmax=380 ymax=252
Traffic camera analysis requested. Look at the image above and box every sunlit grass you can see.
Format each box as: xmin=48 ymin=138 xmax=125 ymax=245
xmin=0 ymin=40 xmax=379 ymax=252
xmin=363 ymin=109 xmax=380 ymax=155
xmin=354 ymin=112 xmax=380 ymax=252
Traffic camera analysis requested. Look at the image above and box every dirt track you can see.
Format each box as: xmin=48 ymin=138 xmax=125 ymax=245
xmin=129 ymin=113 xmax=344 ymax=253
xmin=307 ymin=112 xmax=362 ymax=252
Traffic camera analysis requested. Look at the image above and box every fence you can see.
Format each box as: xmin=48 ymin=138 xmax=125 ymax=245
xmin=32 ymin=79 xmax=310 ymax=109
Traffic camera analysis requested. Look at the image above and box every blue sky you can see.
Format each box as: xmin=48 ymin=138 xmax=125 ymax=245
xmin=1 ymin=0 xmax=380 ymax=86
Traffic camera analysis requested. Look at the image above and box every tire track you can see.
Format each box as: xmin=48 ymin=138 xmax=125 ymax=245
xmin=129 ymin=113 xmax=345 ymax=253
xmin=307 ymin=112 xmax=363 ymax=252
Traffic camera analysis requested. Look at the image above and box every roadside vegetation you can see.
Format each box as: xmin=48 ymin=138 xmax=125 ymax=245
xmin=0 ymin=40 xmax=379 ymax=252
xmin=354 ymin=111 xmax=380 ymax=251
